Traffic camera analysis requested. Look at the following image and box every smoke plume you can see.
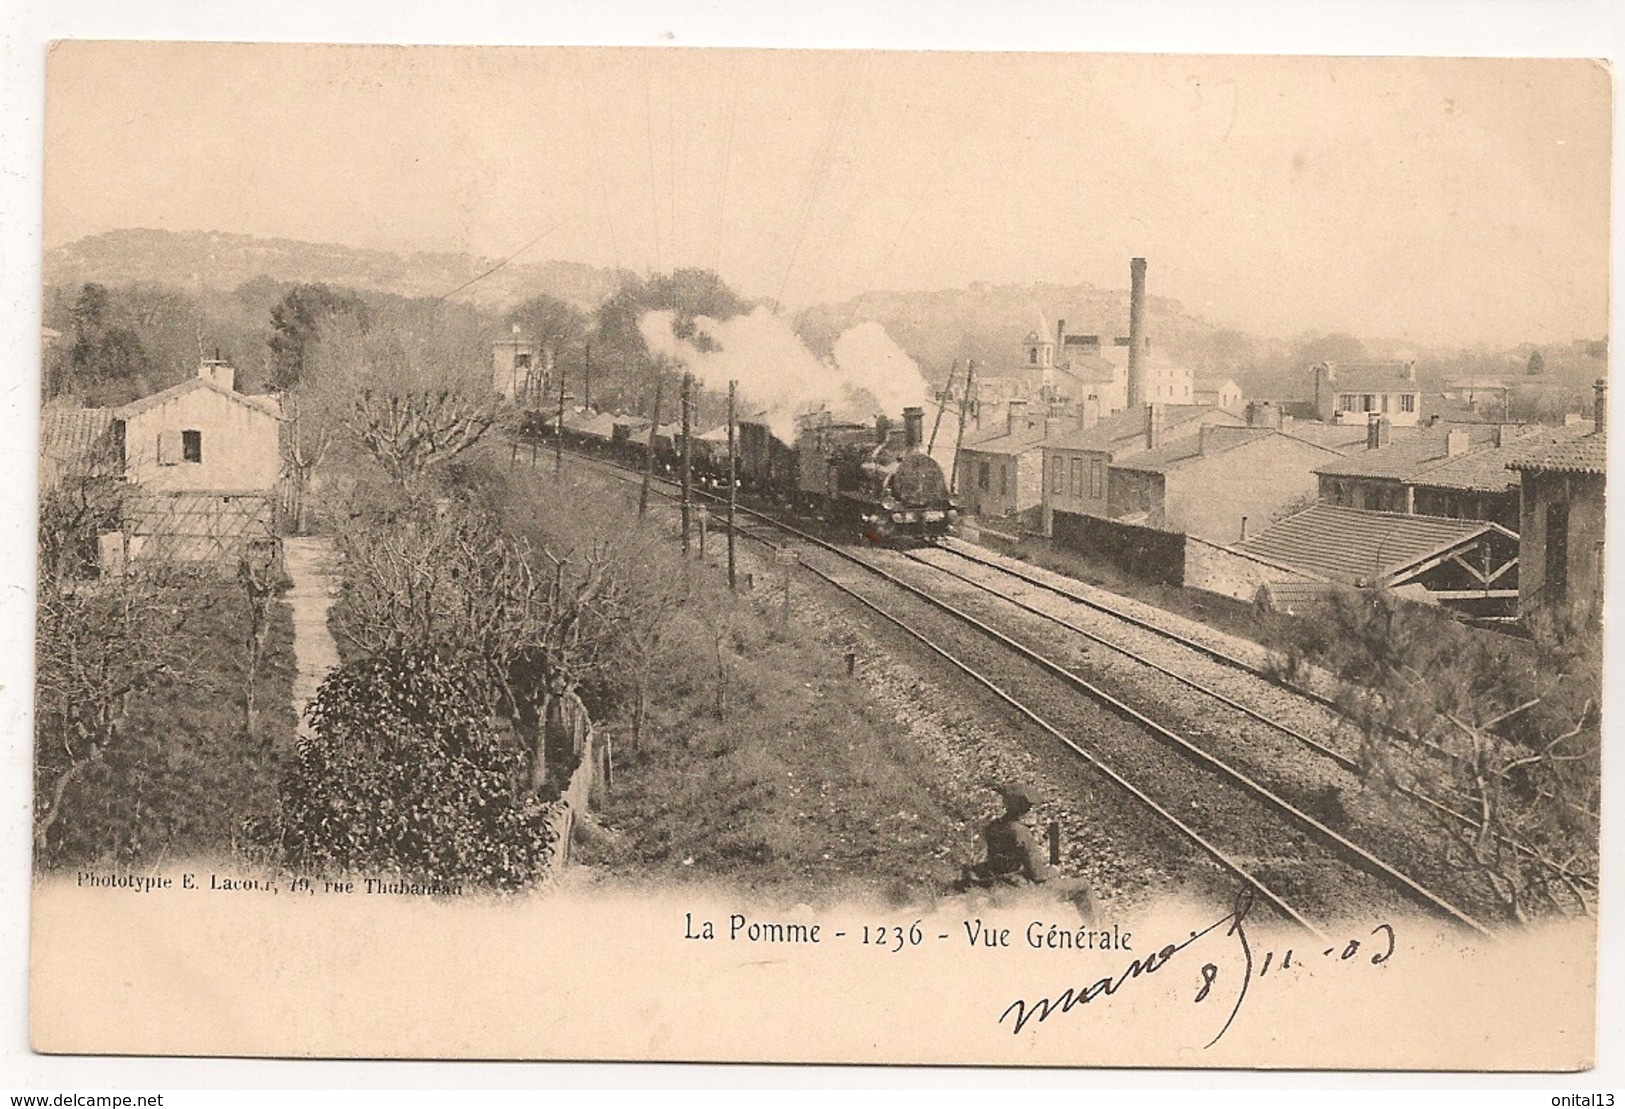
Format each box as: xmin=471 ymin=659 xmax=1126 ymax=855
xmin=638 ymin=307 xmax=932 ymax=441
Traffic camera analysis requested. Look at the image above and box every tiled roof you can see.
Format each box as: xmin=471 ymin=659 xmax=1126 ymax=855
xmin=1043 ymin=405 xmax=1235 ymax=454
xmin=961 ymin=425 xmax=1048 ymax=456
xmin=1421 ymin=425 xmax=1594 ymax=490
xmin=1507 ymin=433 xmax=1606 ymax=475
xmin=113 ymin=376 xmax=283 ymax=421
xmin=1276 ymin=421 xmax=1374 ymax=454
xmin=1112 ymin=427 xmax=1276 ymax=473
xmin=1319 ymin=362 xmax=1418 ymax=391
xmin=1315 ymin=426 xmax=1502 ymax=481
xmin=1232 ymin=504 xmax=1511 ymax=586
xmin=40 ymin=407 xmax=115 ymax=469
xmin=1318 ymin=424 xmax=1592 ymax=490
xmin=1057 ymin=353 xmax=1119 ymax=383
xmin=1256 ymin=580 xmax=1348 ymax=614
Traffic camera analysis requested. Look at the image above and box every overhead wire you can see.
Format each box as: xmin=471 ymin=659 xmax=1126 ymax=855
xmin=433 ymin=224 xmax=559 ymax=302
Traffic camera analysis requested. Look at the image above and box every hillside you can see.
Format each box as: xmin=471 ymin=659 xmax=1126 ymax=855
xmin=795 ymin=280 xmax=1288 ymax=388
xmin=44 ymin=229 xmax=631 ymax=312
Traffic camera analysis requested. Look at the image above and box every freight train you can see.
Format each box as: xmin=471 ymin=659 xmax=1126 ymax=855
xmin=535 ymin=403 xmax=958 ymax=545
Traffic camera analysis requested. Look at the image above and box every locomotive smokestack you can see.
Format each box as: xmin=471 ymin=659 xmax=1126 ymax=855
xmin=1127 ymin=257 xmax=1147 ymax=410
xmin=903 ymin=406 xmax=924 ymax=450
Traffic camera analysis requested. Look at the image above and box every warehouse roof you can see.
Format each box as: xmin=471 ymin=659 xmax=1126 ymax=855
xmin=1232 ymin=504 xmax=1514 ymax=587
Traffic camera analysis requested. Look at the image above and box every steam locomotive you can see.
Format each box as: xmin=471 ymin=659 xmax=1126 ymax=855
xmin=539 ymin=402 xmax=958 ymax=545
xmin=731 ymin=406 xmax=958 ymax=545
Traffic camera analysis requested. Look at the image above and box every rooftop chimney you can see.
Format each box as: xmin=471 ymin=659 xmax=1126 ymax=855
xmin=1445 ymin=428 xmax=1471 ymax=458
xmin=902 ymin=406 xmax=924 ymax=450
xmin=1006 ymin=398 xmax=1029 ymax=436
xmin=1127 ymin=258 xmax=1148 ymax=410
xmin=197 ymin=358 xmax=235 ymax=392
xmin=1144 ymin=402 xmax=1163 ymax=450
xmin=1595 ymin=379 xmax=1607 ymax=438
xmin=1246 ymin=400 xmax=1281 ymax=430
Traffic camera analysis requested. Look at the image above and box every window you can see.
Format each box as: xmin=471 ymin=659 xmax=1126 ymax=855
xmin=1070 ymin=458 xmax=1083 ymax=496
xmin=1052 ymin=457 xmax=1064 ymax=494
xmin=1381 ymin=394 xmax=1390 ymax=414
xmin=1362 ymin=394 xmax=1376 ymax=412
xmin=1028 ymin=348 xmax=1038 ymax=365
xmin=999 ymin=465 xmax=1008 ymax=497
xmin=1090 ymin=459 xmax=1105 ymax=499
xmin=978 ymin=461 xmax=990 ymax=491
xmin=1400 ymin=394 xmax=1416 ymax=413
xmin=182 ymin=430 xmax=202 ymax=464
xmin=157 ymin=430 xmax=179 ymax=466
xmin=1337 ymin=393 xmax=1354 ymax=411
xmin=515 ymin=353 xmax=532 ymax=369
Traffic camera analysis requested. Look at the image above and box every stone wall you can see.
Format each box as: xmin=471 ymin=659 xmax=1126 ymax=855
xmin=1183 ymin=535 xmax=1321 ymax=603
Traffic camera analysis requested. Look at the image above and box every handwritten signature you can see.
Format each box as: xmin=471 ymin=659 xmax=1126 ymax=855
xmin=998 ymin=888 xmax=1396 ymax=1048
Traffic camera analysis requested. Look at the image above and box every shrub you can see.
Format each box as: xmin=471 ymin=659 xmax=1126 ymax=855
xmin=276 ymin=646 xmax=556 ymax=889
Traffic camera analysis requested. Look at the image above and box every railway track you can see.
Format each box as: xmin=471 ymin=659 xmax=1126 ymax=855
xmin=901 ymin=542 xmax=1595 ymax=898
xmin=529 ymin=441 xmax=1498 ymax=934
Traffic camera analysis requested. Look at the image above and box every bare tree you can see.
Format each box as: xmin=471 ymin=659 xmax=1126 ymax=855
xmin=33 ymin=568 xmax=195 ymax=860
xmin=279 ymin=389 xmax=331 ymax=535
xmin=349 ymin=389 xmax=498 ymax=492
xmin=333 ymin=503 xmax=627 ymax=718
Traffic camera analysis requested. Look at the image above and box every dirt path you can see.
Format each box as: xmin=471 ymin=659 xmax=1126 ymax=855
xmin=281 ymin=536 xmax=340 ymax=738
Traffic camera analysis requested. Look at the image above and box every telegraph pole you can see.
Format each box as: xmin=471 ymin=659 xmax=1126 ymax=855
xmin=727 ymin=380 xmax=738 ymax=590
xmin=951 ymin=359 xmax=976 ymax=494
xmin=680 ymin=371 xmax=694 ymax=554
xmin=928 ymin=358 xmax=957 ymax=455
xmin=554 ymin=354 xmax=566 ymax=476
xmin=640 ymin=373 xmax=663 ymax=519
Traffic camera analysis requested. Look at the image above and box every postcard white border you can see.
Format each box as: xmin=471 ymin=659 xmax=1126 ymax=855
xmin=2 ymin=0 xmax=1622 ymax=1092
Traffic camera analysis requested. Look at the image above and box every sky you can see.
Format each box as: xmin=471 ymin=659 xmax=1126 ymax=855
xmin=44 ymin=44 xmax=1609 ymax=348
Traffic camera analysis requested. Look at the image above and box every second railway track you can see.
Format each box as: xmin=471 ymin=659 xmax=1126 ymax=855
xmin=534 ymin=442 xmax=1501 ymax=934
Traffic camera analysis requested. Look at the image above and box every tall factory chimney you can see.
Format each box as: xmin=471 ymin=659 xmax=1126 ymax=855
xmin=1127 ymin=257 xmax=1148 ymax=410
xmin=1055 ymin=318 xmax=1067 ymax=367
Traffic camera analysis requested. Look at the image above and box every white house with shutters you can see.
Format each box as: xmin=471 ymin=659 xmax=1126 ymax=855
xmin=113 ymin=360 xmax=282 ymax=494
xmin=109 ymin=360 xmax=283 ymax=566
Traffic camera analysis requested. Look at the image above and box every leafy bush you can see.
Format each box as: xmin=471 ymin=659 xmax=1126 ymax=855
xmin=1262 ymin=589 xmax=1600 ymax=919
xmin=275 ymin=646 xmax=556 ymax=889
